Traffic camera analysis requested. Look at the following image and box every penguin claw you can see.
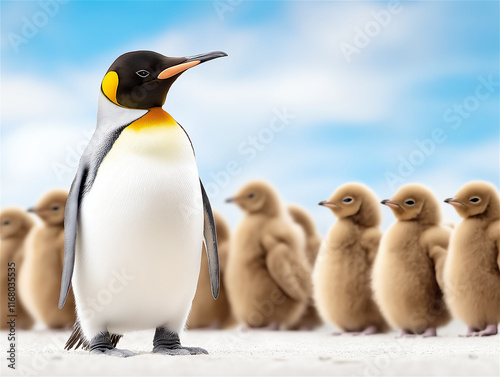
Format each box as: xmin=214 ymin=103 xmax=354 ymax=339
xmin=153 ymin=346 xmax=208 ymax=355
xmin=183 ymin=346 xmax=209 ymax=355
xmin=153 ymin=347 xmax=191 ymax=356
xmin=152 ymin=327 xmax=209 ymax=355
xmin=90 ymin=348 xmax=134 ymax=357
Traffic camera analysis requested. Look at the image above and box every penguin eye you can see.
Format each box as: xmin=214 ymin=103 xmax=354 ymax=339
xmin=2 ymin=220 xmax=10 ymax=226
xmin=405 ymin=199 xmax=415 ymax=206
xmin=248 ymin=193 xmax=255 ymax=199
xmin=343 ymin=197 xmax=353 ymax=203
xmin=469 ymin=197 xmax=480 ymax=203
xmin=51 ymin=206 xmax=60 ymax=211
xmin=136 ymin=70 xmax=150 ymax=78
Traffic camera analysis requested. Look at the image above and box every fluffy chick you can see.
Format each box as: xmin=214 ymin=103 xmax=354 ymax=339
xmin=19 ymin=189 xmax=76 ymax=328
xmin=444 ymin=181 xmax=500 ymax=336
xmin=189 ymin=211 xmax=235 ymax=329
xmin=373 ymin=184 xmax=451 ymax=337
xmin=225 ymin=181 xmax=310 ymax=329
xmin=313 ymin=183 xmax=388 ymax=334
xmin=0 ymin=208 xmax=35 ymax=330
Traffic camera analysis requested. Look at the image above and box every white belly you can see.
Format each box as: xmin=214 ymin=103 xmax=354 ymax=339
xmin=73 ymin=124 xmax=203 ymax=338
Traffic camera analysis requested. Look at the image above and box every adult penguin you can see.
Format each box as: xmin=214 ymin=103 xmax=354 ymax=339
xmin=60 ymin=50 xmax=226 ymax=357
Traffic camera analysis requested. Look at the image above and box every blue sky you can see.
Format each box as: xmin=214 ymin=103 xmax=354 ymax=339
xmin=1 ymin=0 xmax=499 ymax=232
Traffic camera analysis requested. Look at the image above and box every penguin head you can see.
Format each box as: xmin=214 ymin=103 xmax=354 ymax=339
xmin=28 ymin=189 xmax=68 ymax=226
xmin=445 ymin=181 xmax=499 ymax=219
xmin=381 ymin=184 xmax=440 ymax=224
xmin=226 ymin=181 xmax=282 ymax=216
xmin=0 ymin=208 xmax=34 ymax=239
xmin=101 ymin=50 xmax=227 ymax=109
xmin=319 ymin=183 xmax=381 ymax=227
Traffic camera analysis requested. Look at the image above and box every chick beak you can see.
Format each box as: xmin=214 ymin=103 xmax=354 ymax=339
xmin=381 ymin=199 xmax=400 ymax=209
xmin=157 ymin=51 xmax=227 ymax=80
xmin=444 ymin=198 xmax=463 ymax=207
xmin=225 ymin=197 xmax=241 ymax=204
xmin=27 ymin=207 xmax=37 ymax=213
xmin=318 ymin=200 xmax=338 ymax=209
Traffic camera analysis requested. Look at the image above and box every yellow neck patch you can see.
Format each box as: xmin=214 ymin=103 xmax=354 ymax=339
xmin=101 ymin=71 xmax=119 ymax=105
xmin=129 ymin=107 xmax=177 ymax=131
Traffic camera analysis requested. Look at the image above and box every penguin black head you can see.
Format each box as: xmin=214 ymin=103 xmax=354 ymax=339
xmin=101 ymin=50 xmax=227 ymax=109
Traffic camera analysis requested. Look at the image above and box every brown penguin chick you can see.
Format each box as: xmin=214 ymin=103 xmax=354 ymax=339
xmin=373 ymin=184 xmax=451 ymax=337
xmin=313 ymin=183 xmax=388 ymax=335
xmin=444 ymin=181 xmax=500 ymax=336
xmin=287 ymin=204 xmax=323 ymax=330
xmin=19 ymin=189 xmax=76 ymax=329
xmin=189 ymin=211 xmax=236 ymax=329
xmin=225 ymin=181 xmax=311 ymax=330
xmin=0 ymin=208 xmax=35 ymax=330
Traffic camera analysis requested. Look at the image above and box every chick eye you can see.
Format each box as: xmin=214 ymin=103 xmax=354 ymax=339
xmin=469 ymin=197 xmax=480 ymax=203
xmin=51 ymin=206 xmax=60 ymax=211
xmin=136 ymin=70 xmax=150 ymax=78
xmin=248 ymin=193 xmax=255 ymax=199
xmin=343 ymin=197 xmax=353 ymax=203
xmin=2 ymin=221 xmax=10 ymax=226
xmin=405 ymin=199 xmax=415 ymax=206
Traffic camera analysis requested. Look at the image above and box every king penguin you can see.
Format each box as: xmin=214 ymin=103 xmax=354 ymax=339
xmin=59 ymin=50 xmax=226 ymax=357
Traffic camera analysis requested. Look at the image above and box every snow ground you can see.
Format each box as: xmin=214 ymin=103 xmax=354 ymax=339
xmin=1 ymin=320 xmax=499 ymax=376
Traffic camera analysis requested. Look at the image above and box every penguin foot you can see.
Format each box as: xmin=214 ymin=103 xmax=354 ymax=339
xmin=334 ymin=326 xmax=379 ymax=336
xmin=243 ymin=322 xmax=280 ymax=331
xmin=462 ymin=324 xmax=498 ymax=337
xmin=153 ymin=348 xmax=191 ymax=356
xmin=90 ymin=348 xmax=134 ymax=357
xmin=353 ymin=326 xmax=379 ymax=336
xmin=462 ymin=327 xmax=479 ymax=337
xmin=422 ymin=327 xmax=437 ymax=338
xmin=473 ymin=324 xmax=497 ymax=337
xmin=89 ymin=332 xmax=134 ymax=357
xmin=332 ymin=330 xmax=356 ymax=336
xmin=397 ymin=329 xmax=416 ymax=338
xmin=153 ymin=327 xmax=208 ymax=356
xmin=182 ymin=347 xmax=209 ymax=355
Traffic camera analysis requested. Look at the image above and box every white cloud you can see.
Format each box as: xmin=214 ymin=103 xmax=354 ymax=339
xmin=1 ymin=0 xmax=497 ymax=226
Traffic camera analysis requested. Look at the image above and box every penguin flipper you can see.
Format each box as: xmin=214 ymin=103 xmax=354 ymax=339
xmin=263 ymin=235 xmax=312 ymax=301
xmin=59 ymin=163 xmax=87 ymax=309
xmin=200 ymin=180 xmax=220 ymax=299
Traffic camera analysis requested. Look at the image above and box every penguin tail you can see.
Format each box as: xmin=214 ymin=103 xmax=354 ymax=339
xmin=64 ymin=320 xmax=122 ymax=351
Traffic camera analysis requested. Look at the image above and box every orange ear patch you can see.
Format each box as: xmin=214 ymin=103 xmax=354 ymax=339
xmin=101 ymin=71 xmax=119 ymax=105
